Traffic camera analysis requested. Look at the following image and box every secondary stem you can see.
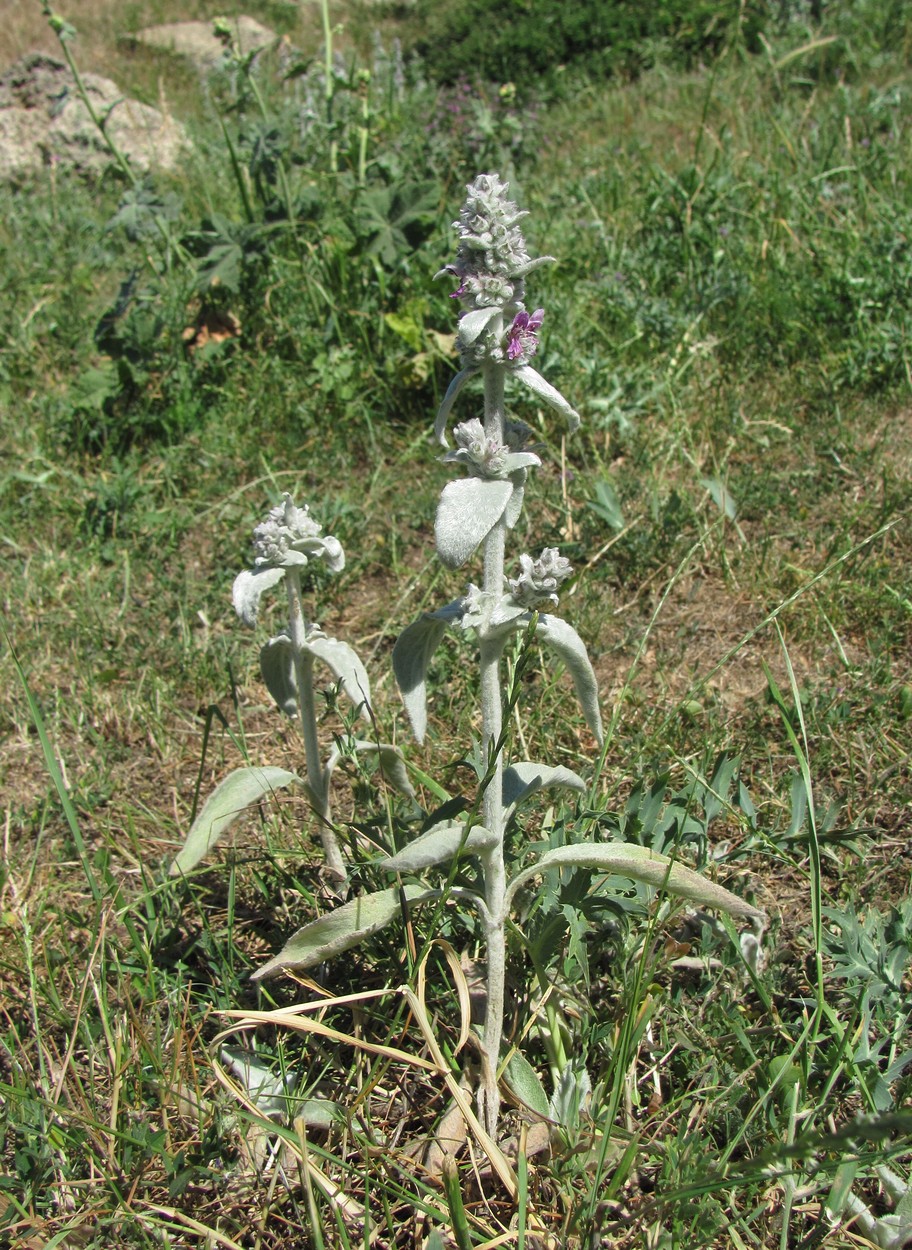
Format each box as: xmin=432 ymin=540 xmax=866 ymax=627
xmin=286 ymin=568 xmax=347 ymax=882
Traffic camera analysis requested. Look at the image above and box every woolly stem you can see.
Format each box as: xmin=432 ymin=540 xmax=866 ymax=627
xmin=479 ymin=355 xmax=509 ymax=1136
xmin=286 ymin=568 xmax=347 ymax=882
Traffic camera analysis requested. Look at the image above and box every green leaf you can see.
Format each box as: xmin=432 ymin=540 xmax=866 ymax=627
xmin=505 ymin=842 xmax=764 ymax=922
xmin=250 ymin=885 xmax=438 ymax=981
xmin=379 ymin=821 xmax=495 ymax=872
xmin=169 ymin=767 xmax=299 ymax=876
xmin=535 ymin=615 xmax=603 ymax=744
xmin=588 ymin=478 xmax=624 ymax=531
xmin=435 ymin=478 xmax=513 ymax=569
xmin=504 ymin=1051 xmax=549 ymax=1118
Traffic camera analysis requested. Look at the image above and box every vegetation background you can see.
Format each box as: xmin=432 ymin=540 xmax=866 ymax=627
xmin=1 ymin=0 xmax=911 ymax=1246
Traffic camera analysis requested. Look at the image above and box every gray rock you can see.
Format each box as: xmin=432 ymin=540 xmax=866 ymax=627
xmin=0 ymin=52 xmax=191 ymax=180
xmin=131 ymin=17 xmax=280 ymax=71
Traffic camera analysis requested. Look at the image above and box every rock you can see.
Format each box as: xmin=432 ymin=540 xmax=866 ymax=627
xmin=130 ymin=17 xmax=280 ymax=71
xmin=0 ymin=53 xmax=190 ymax=180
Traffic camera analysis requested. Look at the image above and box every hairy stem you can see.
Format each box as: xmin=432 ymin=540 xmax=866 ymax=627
xmin=286 ymin=569 xmax=347 ymax=882
xmin=479 ymin=355 xmax=508 ymax=1135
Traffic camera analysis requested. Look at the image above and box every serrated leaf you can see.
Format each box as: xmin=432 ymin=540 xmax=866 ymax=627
xmin=504 ymin=1051 xmax=549 ymax=1118
xmin=307 ymin=636 xmax=371 ymax=717
xmin=379 ymin=821 xmax=495 ymax=872
xmin=435 ymin=367 xmax=478 ymax=445
xmin=535 ymin=615 xmax=603 ymax=744
xmin=512 ymin=365 xmax=580 ymax=433
xmin=250 ymin=885 xmax=437 ymax=981
xmin=232 ymin=566 xmax=285 ymax=628
xmin=170 ymin=766 xmax=299 ymax=876
xmin=503 ymin=762 xmax=586 ymax=817
xmin=506 ymin=842 xmax=764 ymax=922
xmin=435 ymin=478 xmax=513 ymax=569
xmin=393 ymin=604 xmax=463 ymax=743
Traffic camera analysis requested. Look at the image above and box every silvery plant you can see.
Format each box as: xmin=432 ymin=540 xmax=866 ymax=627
xmin=185 ymin=175 xmax=765 ymax=1140
xmin=170 ymin=495 xmax=412 ymax=884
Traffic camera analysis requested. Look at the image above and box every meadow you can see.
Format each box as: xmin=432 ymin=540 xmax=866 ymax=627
xmin=1 ymin=1 xmax=911 ymax=1246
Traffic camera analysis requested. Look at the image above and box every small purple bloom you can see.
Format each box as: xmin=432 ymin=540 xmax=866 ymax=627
xmin=506 ymin=307 xmax=544 ymax=361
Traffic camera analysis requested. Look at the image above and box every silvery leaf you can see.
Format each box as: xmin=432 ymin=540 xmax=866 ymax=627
xmin=505 ymin=842 xmax=765 ymax=921
xmin=504 ymin=1051 xmax=549 ymax=1118
xmin=170 ymin=766 xmax=299 ymax=876
xmin=435 ymin=478 xmax=513 ymax=569
xmin=379 ymin=820 xmax=495 ymax=872
xmin=259 ymin=634 xmax=297 ymax=719
xmin=435 ymin=367 xmax=478 ymax=445
xmin=323 ymin=740 xmax=415 ymax=798
xmin=307 ymin=636 xmax=371 ymax=718
xmin=221 ymin=1046 xmax=297 ymax=1121
xmin=535 ymin=615 xmax=603 ymax=744
xmin=512 ymin=366 xmax=581 ymax=434
xmin=250 ymin=885 xmax=438 ymax=981
xmin=393 ymin=602 xmax=464 ymax=743
xmin=505 ymin=476 xmax=526 ymax=529
xmin=458 ymin=305 xmax=501 ymax=347
xmin=232 ymin=566 xmax=285 ymax=628
xmin=503 ymin=762 xmax=586 ymax=820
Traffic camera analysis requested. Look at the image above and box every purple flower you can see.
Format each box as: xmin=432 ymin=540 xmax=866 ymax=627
xmin=506 ymin=307 xmax=544 ymax=361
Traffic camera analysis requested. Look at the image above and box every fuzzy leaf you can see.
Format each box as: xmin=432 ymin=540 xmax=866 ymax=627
xmin=435 ymin=478 xmax=513 ymax=569
xmin=259 ymin=635 xmax=297 ymax=718
xmin=170 ymin=767 xmax=299 ymax=876
xmin=379 ymin=821 xmax=495 ymax=872
xmin=503 ymin=762 xmax=586 ymax=816
xmin=232 ymin=566 xmax=285 ymax=628
xmin=458 ymin=306 xmax=501 ymax=346
xmin=307 ymin=636 xmax=371 ymax=717
xmin=512 ymin=365 xmax=580 ymax=433
xmin=250 ymin=885 xmax=438 ymax=981
xmin=393 ymin=603 xmax=464 ymax=743
xmin=506 ymin=842 xmax=764 ymax=921
xmin=435 ymin=367 xmax=478 ymax=445
xmin=324 ymin=739 xmax=416 ymax=798
xmin=535 ymin=615 xmax=603 ymax=744
xmin=504 ymin=1051 xmax=549 ymax=1118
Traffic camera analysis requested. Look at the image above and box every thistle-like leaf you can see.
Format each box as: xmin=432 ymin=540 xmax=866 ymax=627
xmin=307 ymin=636 xmax=372 ymax=718
xmin=435 ymin=478 xmax=513 ymax=569
xmin=435 ymin=367 xmax=478 ymax=445
xmin=250 ymin=885 xmax=438 ymax=981
xmin=232 ymin=566 xmax=285 ymax=628
xmin=379 ymin=820 xmax=495 ymax=872
xmin=512 ymin=365 xmax=581 ymax=434
xmin=502 ymin=762 xmax=586 ymax=819
xmin=393 ymin=603 xmax=464 ymax=743
xmin=535 ymin=615 xmax=604 ymax=745
xmin=169 ymin=766 xmax=299 ymax=876
xmin=505 ymin=842 xmax=765 ymax=922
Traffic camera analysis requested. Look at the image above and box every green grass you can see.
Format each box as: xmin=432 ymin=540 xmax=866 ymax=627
xmin=1 ymin=1 xmax=911 ymax=1245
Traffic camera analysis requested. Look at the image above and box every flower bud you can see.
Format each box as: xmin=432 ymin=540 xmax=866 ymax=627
xmin=508 ymin=548 xmax=573 ymax=608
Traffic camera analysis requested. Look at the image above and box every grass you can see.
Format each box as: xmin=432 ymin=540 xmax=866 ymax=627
xmin=1 ymin=1 xmax=911 ymax=1245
